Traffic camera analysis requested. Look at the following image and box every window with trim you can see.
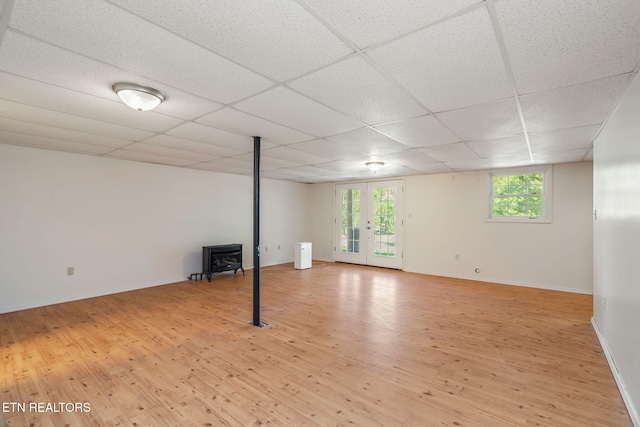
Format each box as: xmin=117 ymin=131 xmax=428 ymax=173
xmin=489 ymin=167 xmax=552 ymax=222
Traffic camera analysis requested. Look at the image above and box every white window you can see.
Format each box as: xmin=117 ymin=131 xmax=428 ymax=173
xmin=488 ymin=166 xmax=552 ymax=223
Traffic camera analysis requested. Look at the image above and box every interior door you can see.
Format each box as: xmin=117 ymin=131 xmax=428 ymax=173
xmin=334 ymin=180 xmax=403 ymax=269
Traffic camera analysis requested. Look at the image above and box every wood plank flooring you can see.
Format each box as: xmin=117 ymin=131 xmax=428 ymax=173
xmin=0 ymin=262 xmax=631 ymax=426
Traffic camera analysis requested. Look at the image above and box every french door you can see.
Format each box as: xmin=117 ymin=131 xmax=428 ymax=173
xmin=334 ymin=180 xmax=403 ymax=269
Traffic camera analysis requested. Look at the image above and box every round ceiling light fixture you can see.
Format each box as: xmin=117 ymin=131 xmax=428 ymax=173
xmin=365 ymin=161 xmax=385 ymax=172
xmin=112 ymin=82 xmax=165 ymax=111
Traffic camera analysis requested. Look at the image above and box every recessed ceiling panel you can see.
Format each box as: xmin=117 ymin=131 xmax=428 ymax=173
xmin=495 ymin=0 xmax=640 ymax=94
xmin=8 ymin=0 xmax=273 ymax=103
xmin=288 ymin=55 xmax=426 ymax=125
xmin=374 ymin=114 xmax=460 ymax=147
xmin=112 ymin=0 xmax=353 ymax=82
xmin=304 ymin=0 xmax=479 ymax=48
xmin=367 ymin=6 xmax=512 ymax=112
xmin=196 ymin=108 xmax=314 ymax=145
xmin=436 ymin=98 xmax=522 ymax=141
xmin=326 ymin=127 xmax=410 ymax=155
xmin=234 ymin=87 xmax=363 ymax=137
xmin=521 ymin=74 xmax=631 ymax=132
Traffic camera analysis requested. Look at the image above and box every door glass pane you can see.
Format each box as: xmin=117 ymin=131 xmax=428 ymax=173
xmin=340 ymin=189 xmax=360 ymax=253
xmin=373 ymin=186 xmax=396 ymax=257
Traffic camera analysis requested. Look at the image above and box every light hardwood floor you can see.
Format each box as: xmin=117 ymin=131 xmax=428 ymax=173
xmin=0 ymin=262 xmax=631 ymax=426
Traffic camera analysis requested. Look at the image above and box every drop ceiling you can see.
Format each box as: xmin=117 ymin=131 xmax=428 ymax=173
xmin=0 ymin=0 xmax=639 ymax=183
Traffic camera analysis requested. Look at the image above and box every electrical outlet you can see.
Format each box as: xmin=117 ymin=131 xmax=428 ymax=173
xmin=278 ymin=244 xmax=281 ymax=250
xmin=265 ymin=246 xmax=268 ymax=252
xmin=603 ymin=298 xmax=607 ymax=311
xmin=455 ymin=254 xmax=460 ymax=261
xmin=67 ymin=267 xmax=74 ymax=276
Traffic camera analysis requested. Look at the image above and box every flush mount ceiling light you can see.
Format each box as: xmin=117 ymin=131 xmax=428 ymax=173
xmin=112 ymin=82 xmax=165 ymax=111
xmin=366 ymin=161 xmax=385 ymax=172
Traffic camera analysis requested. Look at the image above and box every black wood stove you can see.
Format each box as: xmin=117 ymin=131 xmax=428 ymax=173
xmin=189 ymin=243 xmax=245 ymax=282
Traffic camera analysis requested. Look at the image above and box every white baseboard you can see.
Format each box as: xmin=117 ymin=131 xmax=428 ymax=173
xmin=591 ymin=317 xmax=639 ymax=427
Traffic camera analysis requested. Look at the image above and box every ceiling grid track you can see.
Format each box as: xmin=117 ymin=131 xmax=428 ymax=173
xmin=485 ymin=0 xmax=535 ymax=165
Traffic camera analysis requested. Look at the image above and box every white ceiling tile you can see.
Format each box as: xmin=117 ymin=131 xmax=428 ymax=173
xmin=9 ymin=0 xmax=273 ymax=103
xmin=520 ymin=75 xmax=631 ymax=132
xmin=495 ymin=0 xmax=640 ymax=94
xmin=0 ymin=117 xmax=131 ymax=148
xmin=361 ymin=164 xmax=420 ymax=178
xmin=436 ymin=98 xmax=523 ymax=140
xmin=0 ymin=133 xmax=113 ymax=155
xmin=234 ymin=87 xmax=363 ymax=137
xmin=288 ymin=55 xmax=425 ymax=125
xmin=465 ymin=135 xmax=529 ymax=158
xmin=112 ymin=0 xmax=353 ymax=82
xmin=262 ymin=146 xmax=332 ymax=165
xmin=142 ymin=134 xmax=246 ymax=158
xmin=0 ymin=99 xmax=154 ymax=141
xmin=420 ymin=143 xmax=479 ymax=162
xmin=304 ymin=0 xmax=479 ymax=48
xmin=444 ymin=158 xmax=491 ymax=171
xmin=367 ymin=6 xmax=512 ymax=112
xmin=231 ymin=152 xmax=298 ymax=170
xmin=533 ymin=148 xmax=588 ymax=165
xmin=326 ymin=127 xmax=410 ymax=155
xmin=196 ymin=108 xmax=314 ymax=145
xmin=0 ymin=72 xmax=185 ymax=132
xmin=279 ymin=165 xmax=332 ymax=176
xmin=105 ymin=150 xmax=199 ymax=167
xmin=0 ymin=32 xmax=222 ymax=121
xmin=313 ymin=160 xmax=370 ymax=173
xmin=529 ymin=125 xmax=601 ymax=153
xmin=374 ymin=114 xmax=460 ymax=147
xmin=382 ymin=149 xmax=439 ymax=167
xmin=188 ymin=162 xmax=253 ymax=175
xmin=287 ymin=139 xmax=365 ymax=161
xmin=410 ymin=162 xmax=454 ymax=174
xmin=484 ymin=155 xmax=534 ymax=169
xmin=166 ymin=122 xmax=258 ymax=152
xmin=123 ymin=143 xmax=220 ymax=162
xmin=204 ymin=157 xmax=254 ymax=170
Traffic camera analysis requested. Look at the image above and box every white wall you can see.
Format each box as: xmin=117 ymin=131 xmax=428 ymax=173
xmin=309 ymin=182 xmax=334 ymax=262
xmin=593 ymin=72 xmax=640 ymax=424
xmin=309 ymin=163 xmax=593 ymax=294
xmin=404 ymin=162 xmax=593 ymax=293
xmin=0 ymin=144 xmax=310 ymax=313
